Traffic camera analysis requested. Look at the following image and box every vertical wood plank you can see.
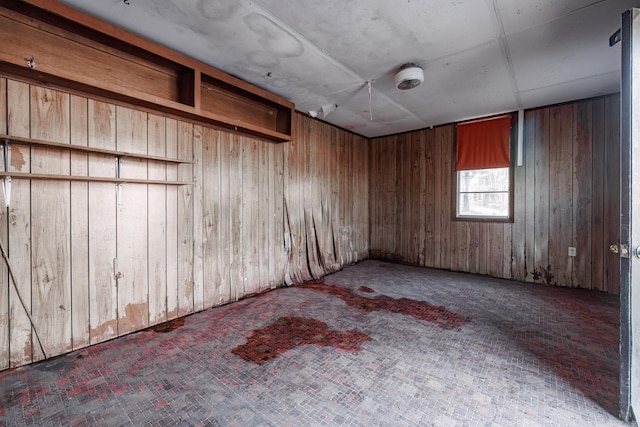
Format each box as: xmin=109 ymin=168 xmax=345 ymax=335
xmin=258 ymin=138 xmax=269 ymax=291
xmin=416 ymin=131 xmax=427 ymax=266
xmin=8 ymin=80 xmax=33 ymax=367
xmin=572 ymin=101 xmax=593 ymax=289
xmin=69 ymin=94 xmax=90 ymax=349
xmin=424 ymin=129 xmax=436 ymax=268
xmin=478 ymin=222 xmax=488 ymax=275
xmin=548 ymin=105 xmax=573 ymax=287
xmin=241 ymin=136 xmax=259 ymax=294
xmin=192 ymin=125 xmax=204 ymax=311
xmin=147 ymin=114 xmax=167 ymax=325
xmin=503 ymin=223 xmax=512 ymax=279
xmin=511 ymin=118 xmax=527 ymax=281
xmin=0 ymin=77 xmax=8 ymax=369
xmin=272 ymin=142 xmax=286 ymax=286
xmin=177 ymin=121 xmax=194 ymax=314
xmin=202 ymin=128 xmax=219 ymax=309
xmin=165 ymin=118 xmax=179 ymax=319
xmin=218 ymin=131 xmax=232 ymax=303
xmin=433 ymin=129 xmax=443 ymax=269
xmin=87 ymin=100 xmax=117 ymax=344
xmin=487 ymin=223 xmax=504 ymax=277
xmin=440 ymin=126 xmax=453 ymax=270
xmin=116 ymin=106 xmax=148 ymax=335
xmin=229 ymin=133 xmax=242 ymax=296
xmin=467 ymin=222 xmax=480 ymax=274
xmin=533 ymin=108 xmax=550 ymax=284
xmin=591 ymin=99 xmax=606 ymax=291
xmin=604 ymin=95 xmax=621 ymax=294
xmin=523 ymin=110 xmax=537 ymax=283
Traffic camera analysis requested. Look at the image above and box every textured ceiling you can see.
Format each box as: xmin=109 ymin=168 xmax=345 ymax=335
xmin=57 ymin=0 xmax=636 ymax=138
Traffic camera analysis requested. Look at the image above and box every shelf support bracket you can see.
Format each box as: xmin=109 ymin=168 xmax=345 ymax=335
xmin=1 ymin=140 xmax=11 ymax=207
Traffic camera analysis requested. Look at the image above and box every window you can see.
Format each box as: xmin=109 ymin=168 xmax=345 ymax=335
xmin=455 ymin=115 xmax=513 ymax=221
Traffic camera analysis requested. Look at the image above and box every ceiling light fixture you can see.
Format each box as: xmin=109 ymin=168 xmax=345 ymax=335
xmin=394 ymin=63 xmax=424 ymax=90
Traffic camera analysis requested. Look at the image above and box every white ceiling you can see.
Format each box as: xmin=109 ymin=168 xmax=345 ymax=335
xmin=57 ymin=0 xmax=637 ymax=138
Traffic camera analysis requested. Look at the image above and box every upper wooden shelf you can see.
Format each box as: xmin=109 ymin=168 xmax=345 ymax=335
xmin=0 ymin=0 xmax=294 ymax=142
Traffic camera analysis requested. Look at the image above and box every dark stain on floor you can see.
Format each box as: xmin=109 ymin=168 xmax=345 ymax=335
xmin=357 ymin=286 xmax=376 ymax=293
xmin=300 ymin=280 xmax=467 ymax=329
xmin=232 ymin=316 xmax=370 ymax=365
xmin=149 ymin=317 xmax=185 ymax=333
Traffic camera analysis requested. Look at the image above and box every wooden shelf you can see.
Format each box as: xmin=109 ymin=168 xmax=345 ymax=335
xmin=0 ymin=134 xmax=192 ymax=164
xmin=0 ymin=0 xmax=294 ymax=142
xmin=0 ymin=172 xmax=192 ymax=185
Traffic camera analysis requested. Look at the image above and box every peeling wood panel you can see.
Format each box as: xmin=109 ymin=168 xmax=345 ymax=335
xmin=147 ymin=114 xmax=167 ymax=325
xmin=0 ymin=77 xmax=8 ymax=370
xmin=272 ymin=142 xmax=286 ymax=286
xmin=572 ymin=101 xmax=593 ymax=289
xmin=511 ymin=122 xmax=527 ymax=281
xmin=69 ymin=95 xmax=90 ymax=349
xmin=604 ymin=96 xmax=621 ymax=294
xmin=116 ymin=106 xmax=149 ymax=335
xmin=87 ymin=100 xmax=117 ymax=344
xmin=258 ymin=138 xmax=269 ymax=291
xmin=591 ymin=99 xmax=605 ymax=291
xmin=165 ymin=118 xmax=179 ymax=319
xmin=7 ymin=79 xmax=33 ymax=367
xmin=177 ymin=121 xmax=194 ymax=314
xmin=192 ymin=125 xmax=204 ymax=311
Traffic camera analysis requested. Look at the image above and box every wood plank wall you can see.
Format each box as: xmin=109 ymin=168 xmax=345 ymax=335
xmin=369 ymin=94 xmax=621 ymax=293
xmin=0 ymin=78 xmax=368 ymax=370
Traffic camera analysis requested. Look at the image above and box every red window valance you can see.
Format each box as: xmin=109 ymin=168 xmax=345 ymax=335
xmin=456 ymin=115 xmax=511 ymax=171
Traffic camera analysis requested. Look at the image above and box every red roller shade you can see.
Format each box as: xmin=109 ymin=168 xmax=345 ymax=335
xmin=456 ymin=115 xmax=511 ymax=171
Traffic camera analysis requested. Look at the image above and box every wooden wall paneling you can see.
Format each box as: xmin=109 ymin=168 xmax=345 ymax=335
xmin=502 ymin=223 xmax=512 ymax=279
xmin=147 ymin=114 xmax=168 ymax=324
xmin=229 ymin=133 xmax=243 ymax=295
xmin=572 ymin=101 xmax=593 ymax=289
xmin=591 ymin=98 xmax=606 ymax=291
xmin=115 ymin=106 xmax=149 ymax=334
xmin=7 ymin=80 xmax=33 ymax=367
xmin=192 ymin=125 xmax=204 ymax=311
xmin=424 ymin=129 xmax=436 ymax=267
xmin=415 ymin=131 xmax=427 ymax=266
xmin=337 ymin=128 xmax=348 ymax=265
xmin=0 ymin=77 xmax=7 ymax=369
xmin=69 ymin=94 xmax=90 ymax=349
xmin=266 ymin=140 xmax=276 ymax=286
xmin=397 ymin=136 xmax=409 ymax=263
xmin=270 ymin=141 xmax=286 ymax=287
xmin=383 ymin=136 xmax=397 ymax=260
xmin=548 ymin=105 xmax=574 ymax=287
xmin=177 ymin=122 xmax=194 ymax=312
xmin=217 ymin=132 xmax=231 ymax=302
xmin=165 ymin=118 xmax=179 ymax=319
xmin=511 ymin=122 xmax=527 ymax=281
xmin=486 ymin=223 xmax=504 ymax=277
xmin=30 ymin=86 xmax=72 ymax=361
xmin=87 ymin=100 xmax=117 ymax=343
xmin=359 ymin=135 xmax=370 ymax=260
xmin=304 ymin=121 xmax=322 ymax=278
xmin=323 ymin=124 xmax=339 ymax=272
xmin=258 ymin=136 xmax=269 ymax=291
xmin=533 ymin=108 xmax=550 ymax=284
xmin=201 ymin=128 xmax=218 ymax=309
xmin=523 ymin=110 xmax=537 ymax=283
xmin=440 ymin=126 xmax=453 ymax=270
xmin=432 ymin=129 xmax=443 ymax=269
xmin=604 ymin=95 xmax=621 ymax=294
xmin=369 ymin=139 xmax=380 ymax=255
xmin=478 ymin=223 xmax=488 ymax=275
xmin=241 ymin=136 xmax=259 ymax=294
xmin=467 ymin=222 xmax=480 ymax=274
xmin=451 ymin=220 xmax=468 ymax=272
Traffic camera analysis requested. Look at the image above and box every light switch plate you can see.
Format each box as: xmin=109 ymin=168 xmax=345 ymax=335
xmin=568 ymin=247 xmax=576 ymax=257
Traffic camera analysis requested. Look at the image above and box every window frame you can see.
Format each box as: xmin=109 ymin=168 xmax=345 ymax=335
xmin=452 ymin=113 xmax=516 ymax=223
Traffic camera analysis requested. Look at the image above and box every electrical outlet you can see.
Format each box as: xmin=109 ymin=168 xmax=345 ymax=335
xmin=568 ymin=247 xmax=576 ymax=257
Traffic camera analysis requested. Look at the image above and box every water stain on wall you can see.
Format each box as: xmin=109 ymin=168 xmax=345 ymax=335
xmin=232 ymin=316 xmax=369 ymax=365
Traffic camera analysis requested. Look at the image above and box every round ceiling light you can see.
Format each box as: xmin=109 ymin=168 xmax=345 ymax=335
xmin=394 ymin=63 xmax=424 ymax=90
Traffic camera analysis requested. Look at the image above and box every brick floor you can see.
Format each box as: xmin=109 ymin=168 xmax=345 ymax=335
xmin=0 ymin=260 xmax=630 ymax=426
